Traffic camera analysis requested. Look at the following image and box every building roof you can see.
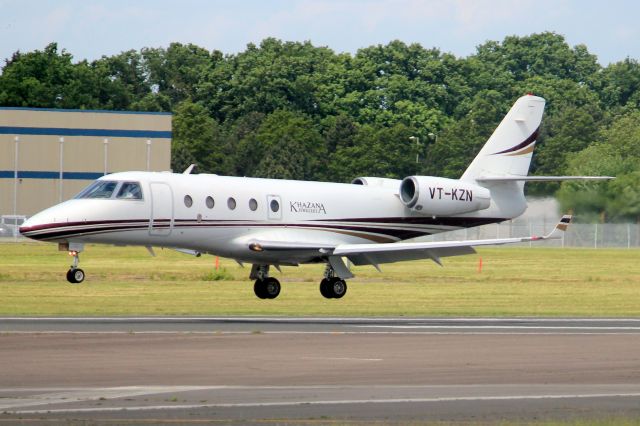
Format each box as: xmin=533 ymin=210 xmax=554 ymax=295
xmin=0 ymin=106 xmax=172 ymax=115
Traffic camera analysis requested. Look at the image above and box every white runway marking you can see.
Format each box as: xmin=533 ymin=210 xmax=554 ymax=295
xmin=2 ymin=330 xmax=640 ymax=336
xmin=301 ymin=356 xmax=383 ymax=361
xmin=8 ymin=392 xmax=640 ymax=414
xmin=3 ymin=317 xmax=640 ymax=335
xmin=354 ymin=325 xmax=640 ymax=330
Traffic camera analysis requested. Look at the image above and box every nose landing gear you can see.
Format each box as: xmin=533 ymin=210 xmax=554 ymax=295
xmin=66 ymin=250 xmax=85 ymax=284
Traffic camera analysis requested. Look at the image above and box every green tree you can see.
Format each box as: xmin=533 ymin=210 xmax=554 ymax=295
xmin=252 ymin=110 xmax=325 ymax=180
xmin=558 ymin=111 xmax=640 ymax=221
xmin=530 ymin=102 xmax=603 ymax=194
xmin=171 ymin=100 xmax=228 ymax=174
xmin=594 ymin=58 xmax=640 ymax=109
xmin=0 ymin=43 xmax=99 ymax=108
xmin=340 ymin=41 xmax=470 ymax=121
xmin=475 ymin=32 xmax=599 ymax=83
xmin=423 ymin=90 xmax=509 ymax=178
xmin=327 ymin=122 xmax=418 ymax=182
xmin=321 ymin=114 xmax=359 ymax=154
xmin=142 ymin=43 xmax=221 ymax=108
xmin=92 ymin=49 xmax=150 ymax=109
xmin=198 ymin=38 xmax=347 ymax=121
xmin=228 ymin=112 xmax=266 ymax=176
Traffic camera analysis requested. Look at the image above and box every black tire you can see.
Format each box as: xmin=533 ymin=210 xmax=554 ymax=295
xmin=331 ymin=278 xmax=347 ymax=299
xmin=66 ymin=268 xmax=84 ymax=284
xmin=264 ymin=277 xmax=281 ymax=299
xmin=319 ymin=278 xmax=333 ymax=299
xmin=254 ymin=279 xmax=268 ymax=299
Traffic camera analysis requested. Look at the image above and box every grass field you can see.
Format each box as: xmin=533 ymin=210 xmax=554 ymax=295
xmin=1 ymin=241 xmax=639 ymax=316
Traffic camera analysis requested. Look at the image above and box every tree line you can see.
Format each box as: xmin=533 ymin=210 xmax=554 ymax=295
xmin=1 ymin=32 xmax=638 ymax=222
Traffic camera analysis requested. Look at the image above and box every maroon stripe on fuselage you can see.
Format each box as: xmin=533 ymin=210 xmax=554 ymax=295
xmin=21 ymin=223 xmax=151 ymax=240
xmin=491 ymin=127 xmax=539 ymax=155
xmin=21 ymin=216 xmax=507 ymax=242
xmin=19 ymin=219 xmax=149 ymax=234
xmin=312 ymin=217 xmax=507 ymax=227
xmin=23 ymin=221 xmax=427 ymax=241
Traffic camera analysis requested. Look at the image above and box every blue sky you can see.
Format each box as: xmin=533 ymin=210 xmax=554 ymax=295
xmin=1 ymin=0 xmax=638 ymax=65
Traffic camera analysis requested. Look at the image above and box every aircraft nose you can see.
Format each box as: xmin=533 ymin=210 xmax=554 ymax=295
xmin=19 ymin=217 xmax=36 ymax=238
xmin=19 ymin=215 xmax=49 ymax=241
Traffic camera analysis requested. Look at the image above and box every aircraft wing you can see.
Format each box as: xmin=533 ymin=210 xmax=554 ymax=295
xmin=333 ymin=215 xmax=572 ymax=267
xmin=476 ymin=176 xmax=613 ymax=182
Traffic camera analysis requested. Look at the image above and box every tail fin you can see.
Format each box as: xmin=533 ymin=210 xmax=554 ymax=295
xmin=461 ymin=94 xmax=545 ymax=183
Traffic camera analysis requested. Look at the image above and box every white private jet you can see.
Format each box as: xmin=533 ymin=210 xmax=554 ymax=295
xmin=20 ymin=94 xmax=610 ymax=299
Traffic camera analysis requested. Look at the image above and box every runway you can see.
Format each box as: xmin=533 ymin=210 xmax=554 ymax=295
xmin=1 ymin=317 xmax=640 ymax=424
xmin=4 ymin=315 xmax=640 ymax=333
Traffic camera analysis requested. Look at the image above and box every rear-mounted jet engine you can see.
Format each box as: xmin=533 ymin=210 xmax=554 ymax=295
xmin=399 ymin=176 xmax=491 ymax=216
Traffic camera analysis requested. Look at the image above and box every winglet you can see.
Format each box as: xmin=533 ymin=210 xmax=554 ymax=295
xmin=543 ymin=215 xmax=572 ymax=240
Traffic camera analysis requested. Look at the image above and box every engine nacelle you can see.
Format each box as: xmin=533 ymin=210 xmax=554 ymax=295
xmin=351 ymin=176 xmax=402 ymax=190
xmin=399 ymin=176 xmax=491 ymax=216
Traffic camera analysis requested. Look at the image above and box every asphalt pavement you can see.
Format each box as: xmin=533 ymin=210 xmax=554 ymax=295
xmin=1 ymin=316 xmax=639 ymax=424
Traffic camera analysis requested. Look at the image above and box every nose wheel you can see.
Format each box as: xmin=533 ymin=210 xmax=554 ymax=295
xmin=66 ymin=268 xmax=85 ymax=284
xmin=66 ymin=250 xmax=85 ymax=284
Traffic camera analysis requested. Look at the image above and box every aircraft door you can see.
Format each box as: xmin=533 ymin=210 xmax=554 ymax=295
xmin=267 ymin=195 xmax=282 ymax=220
xmin=149 ymin=182 xmax=173 ymax=236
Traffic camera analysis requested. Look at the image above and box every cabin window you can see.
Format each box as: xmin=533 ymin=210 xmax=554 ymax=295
xmin=270 ymin=199 xmax=280 ymax=213
xmin=75 ymin=181 xmax=118 ymax=199
xmin=249 ymin=198 xmax=258 ymax=211
xmin=184 ymin=195 xmax=193 ymax=208
xmin=206 ymin=196 xmax=215 ymax=209
xmin=116 ymin=182 xmax=143 ymax=200
xmin=227 ymin=197 xmax=236 ymax=210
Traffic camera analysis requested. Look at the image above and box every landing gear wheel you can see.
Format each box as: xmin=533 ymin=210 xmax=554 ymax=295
xmin=66 ymin=268 xmax=85 ymax=284
xmin=320 ymin=277 xmax=347 ymax=299
xmin=254 ymin=278 xmax=281 ymax=299
xmin=320 ymin=278 xmax=333 ymax=299
xmin=330 ymin=278 xmax=347 ymax=299
xmin=254 ymin=279 xmax=268 ymax=299
xmin=264 ymin=277 xmax=281 ymax=299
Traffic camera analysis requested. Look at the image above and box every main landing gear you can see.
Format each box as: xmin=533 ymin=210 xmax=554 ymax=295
xmin=66 ymin=250 xmax=85 ymax=284
xmin=320 ymin=265 xmax=347 ymax=299
xmin=254 ymin=277 xmax=281 ymax=299
xmin=251 ymin=265 xmax=281 ymax=299
xmin=249 ymin=264 xmax=348 ymax=300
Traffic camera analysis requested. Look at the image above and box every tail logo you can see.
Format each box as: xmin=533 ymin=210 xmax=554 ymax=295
xmin=491 ymin=127 xmax=539 ymax=156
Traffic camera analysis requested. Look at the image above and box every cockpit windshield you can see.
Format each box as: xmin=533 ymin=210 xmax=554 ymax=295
xmin=74 ymin=181 xmax=143 ymax=200
xmin=75 ymin=181 xmax=118 ymax=199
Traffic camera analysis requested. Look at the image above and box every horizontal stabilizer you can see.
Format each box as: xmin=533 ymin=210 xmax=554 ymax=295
xmin=476 ymin=176 xmax=614 ymax=182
